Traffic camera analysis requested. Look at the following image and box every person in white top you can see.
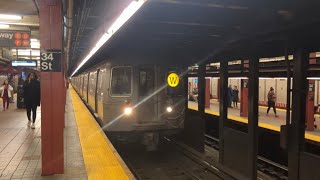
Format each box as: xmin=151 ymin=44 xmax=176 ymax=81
xmin=0 ymin=80 xmax=13 ymax=111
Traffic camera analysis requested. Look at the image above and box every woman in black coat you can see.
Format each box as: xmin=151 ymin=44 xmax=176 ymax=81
xmin=233 ymin=86 xmax=239 ymax=107
xmin=23 ymin=72 xmax=40 ymax=129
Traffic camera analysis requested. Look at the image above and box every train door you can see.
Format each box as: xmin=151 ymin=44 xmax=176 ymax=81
xmin=97 ymin=68 xmax=106 ymax=120
xmin=80 ymin=75 xmax=84 ymax=97
xmin=88 ymin=71 xmax=97 ymax=111
xmin=83 ymin=73 xmax=89 ymax=102
xmin=95 ymin=69 xmax=100 ymax=113
xmin=137 ymin=66 xmax=157 ymax=122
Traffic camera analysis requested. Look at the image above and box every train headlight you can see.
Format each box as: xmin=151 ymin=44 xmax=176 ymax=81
xmin=124 ymin=107 xmax=133 ymax=115
xmin=166 ymin=106 xmax=173 ymax=113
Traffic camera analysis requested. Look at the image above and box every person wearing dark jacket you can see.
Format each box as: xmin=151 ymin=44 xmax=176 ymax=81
xmin=23 ymin=72 xmax=40 ymax=129
xmin=232 ymin=86 xmax=239 ymax=107
xmin=227 ymin=85 xmax=234 ymax=108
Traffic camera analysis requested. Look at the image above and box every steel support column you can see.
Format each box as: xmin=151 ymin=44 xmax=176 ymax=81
xmin=248 ymin=57 xmax=259 ymax=179
xmin=219 ymin=61 xmax=228 ymax=163
xmin=197 ymin=63 xmax=206 ymax=152
xmin=285 ymin=50 xmax=291 ymax=125
xmin=288 ymin=48 xmax=308 ymax=180
xmin=39 ymin=0 xmax=64 ymax=175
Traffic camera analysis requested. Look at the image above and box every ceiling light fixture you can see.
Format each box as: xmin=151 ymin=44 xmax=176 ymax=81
xmin=0 ymin=24 xmax=10 ymax=28
xmin=0 ymin=14 xmax=22 ymax=20
xmin=71 ymin=0 xmax=147 ymax=77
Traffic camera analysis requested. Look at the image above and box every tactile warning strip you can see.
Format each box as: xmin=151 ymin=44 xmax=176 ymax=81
xmin=70 ymin=86 xmax=131 ymax=180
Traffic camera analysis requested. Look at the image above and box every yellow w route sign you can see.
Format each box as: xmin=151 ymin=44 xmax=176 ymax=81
xmin=167 ymin=73 xmax=179 ymax=87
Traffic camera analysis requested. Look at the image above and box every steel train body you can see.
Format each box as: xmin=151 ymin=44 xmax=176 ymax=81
xmin=72 ymin=62 xmax=185 ymax=140
xmin=189 ymin=77 xmax=320 ymax=107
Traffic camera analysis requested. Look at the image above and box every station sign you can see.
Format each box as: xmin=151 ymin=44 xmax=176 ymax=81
xmin=0 ymin=30 xmax=31 ymax=48
xmin=167 ymin=73 xmax=180 ymax=87
xmin=40 ymin=50 xmax=62 ymax=72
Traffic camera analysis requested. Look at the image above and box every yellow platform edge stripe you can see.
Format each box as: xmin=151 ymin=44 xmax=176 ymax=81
xmin=69 ymin=86 xmax=134 ymax=180
xmin=188 ymin=105 xmax=320 ymax=142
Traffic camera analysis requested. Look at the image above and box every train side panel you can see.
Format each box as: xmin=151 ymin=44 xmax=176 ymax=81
xmin=79 ymin=74 xmax=83 ymax=97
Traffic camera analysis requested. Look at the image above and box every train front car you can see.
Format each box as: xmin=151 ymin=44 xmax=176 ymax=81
xmin=102 ymin=64 xmax=185 ymax=149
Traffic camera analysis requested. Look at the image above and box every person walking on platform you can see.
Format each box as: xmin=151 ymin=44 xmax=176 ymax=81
xmin=233 ymin=86 xmax=239 ymax=107
xmin=23 ymin=73 xmax=40 ymax=129
xmin=227 ymin=85 xmax=234 ymax=108
xmin=0 ymin=80 xmax=13 ymax=111
xmin=266 ymin=87 xmax=278 ymax=117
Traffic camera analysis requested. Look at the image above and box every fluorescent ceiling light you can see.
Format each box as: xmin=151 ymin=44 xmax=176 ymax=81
xmin=0 ymin=24 xmax=10 ymax=28
xmin=71 ymin=0 xmax=147 ymax=77
xmin=0 ymin=21 xmax=38 ymax=27
xmin=0 ymin=14 xmax=22 ymax=20
xmin=17 ymin=49 xmax=40 ymax=56
xmin=31 ymin=41 xmax=40 ymax=48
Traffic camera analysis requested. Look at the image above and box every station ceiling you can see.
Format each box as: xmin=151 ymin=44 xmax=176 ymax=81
xmin=0 ymin=0 xmax=39 ymax=35
xmin=70 ymin=0 xmax=320 ymax=74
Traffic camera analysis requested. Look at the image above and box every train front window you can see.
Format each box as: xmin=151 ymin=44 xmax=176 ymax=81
xmin=139 ymin=69 xmax=154 ymax=97
xmin=110 ymin=67 xmax=132 ymax=96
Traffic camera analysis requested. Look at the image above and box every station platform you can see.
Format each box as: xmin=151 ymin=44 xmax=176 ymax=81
xmin=0 ymin=88 xmax=134 ymax=179
xmin=188 ymin=100 xmax=320 ymax=143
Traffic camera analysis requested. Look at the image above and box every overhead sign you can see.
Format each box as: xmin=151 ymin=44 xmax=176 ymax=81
xmin=40 ymin=50 xmax=62 ymax=72
xmin=167 ymin=73 xmax=180 ymax=87
xmin=0 ymin=30 xmax=31 ymax=47
xmin=12 ymin=60 xmax=37 ymax=67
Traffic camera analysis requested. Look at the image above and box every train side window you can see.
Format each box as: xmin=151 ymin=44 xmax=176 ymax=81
xmin=110 ymin=67 xmax=132 ymax=97
xmin=139 ymin=69 xmax=154 ymax=97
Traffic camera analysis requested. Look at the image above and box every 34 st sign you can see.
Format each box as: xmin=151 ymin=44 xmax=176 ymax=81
xmin=40 ymin=50 xmax=62 ymax=72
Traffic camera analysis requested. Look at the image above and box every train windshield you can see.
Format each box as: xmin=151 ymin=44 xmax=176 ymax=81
xmin=110 ymin=67 xmax=132 ymax=96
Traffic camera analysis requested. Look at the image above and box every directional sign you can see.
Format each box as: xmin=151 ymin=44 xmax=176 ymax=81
xmin=167 ymin=73 xmax=179 ymax=87
xmin=40 ymin=50 xmax=61 ymax=72
xmin=0 ymin=30 xmax=31 ymax=47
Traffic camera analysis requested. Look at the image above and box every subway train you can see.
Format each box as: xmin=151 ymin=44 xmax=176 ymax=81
xmin=189 ymin=77 xmax=320 ymax=108
xmin=72 ymin=62 xmax=186 ymax=147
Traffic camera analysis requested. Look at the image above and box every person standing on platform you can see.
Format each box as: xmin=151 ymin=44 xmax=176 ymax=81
xmin=23 ymin=72 xmax=40 ymax=129
xmin=233 ymin=86 xmax=239 ymax=107
xmin=0 ymin=80 xmax=13 ymax=111
xmin=227 ymin=85 xmax=234 ymax=108
xmin=266 ymin=87 xmax=278 ymax=117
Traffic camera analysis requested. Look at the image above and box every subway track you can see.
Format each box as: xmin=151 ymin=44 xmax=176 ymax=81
xmin=75 ymin=89 xmax=225 ymax=180
xmin=205 ymin=135 xmax=288 ymax=180
xmin=111 ymin=136 xmax=230 ymax=180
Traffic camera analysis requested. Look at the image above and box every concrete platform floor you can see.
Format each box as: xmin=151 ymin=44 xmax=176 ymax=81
xmin=0 ymin=92 xmax=87 ymax=180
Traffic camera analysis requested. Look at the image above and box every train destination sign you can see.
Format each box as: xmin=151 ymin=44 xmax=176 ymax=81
xmin=40 ymin=50 xmax=62 ymax=72
xmin=0 ymin=30 xmax=31 ymax=47
xmin=167 ymin=73 xmax=179 ymax=87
